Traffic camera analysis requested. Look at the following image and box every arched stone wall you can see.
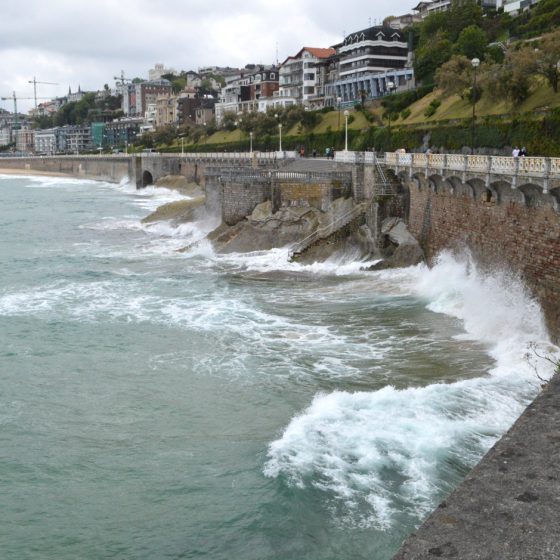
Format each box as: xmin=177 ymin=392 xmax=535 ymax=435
xmin=141 ymin=170 xmax=154 ymax=187
xmin=403 ymin=173 xmax=560 ymax=342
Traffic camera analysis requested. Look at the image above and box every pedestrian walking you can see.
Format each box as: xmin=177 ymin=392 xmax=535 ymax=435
xmin=520 ymin=146 xmax=527 ymax=157
xmin=512 ymin=146 xmax=520 ymax=158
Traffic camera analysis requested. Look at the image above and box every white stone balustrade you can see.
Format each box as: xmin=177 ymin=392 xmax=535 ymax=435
xmin=383 ymin=151 xmax=560 ymax=191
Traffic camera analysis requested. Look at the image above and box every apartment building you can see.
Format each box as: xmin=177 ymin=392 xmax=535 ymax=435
xmin=122 ymin=80 xmax=173 ymax=117
xmin=326 ymin=25 xmax=413 ymax=104
xmin=413 ymin=0 xmax=452 ymax=18
xmin=278 ymin=47 xmax=335 ymax=108
xmin=214 ymin=67 xmax=279 ymax=124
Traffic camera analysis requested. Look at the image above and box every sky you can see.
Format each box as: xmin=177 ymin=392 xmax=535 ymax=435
xmin=0 ymin=0 xmax=415 ymax=113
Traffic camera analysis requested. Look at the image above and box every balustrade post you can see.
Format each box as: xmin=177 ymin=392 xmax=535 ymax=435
xmin=486 ymin=155 xmax=492 ymax=187
xmin=544 ymin=157 xmax=551 ymax=193
xmin=512 ymin=156 xmax=519 ymax=189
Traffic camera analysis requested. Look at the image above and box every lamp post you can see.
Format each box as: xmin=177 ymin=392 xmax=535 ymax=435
xmin=249 ymin=131 xmax=253 ymax=153
xmin=181 ymin=136 xmax=184 ymax=156
xmin=470 ymin=57 xmax=480 ymax=155
xmin=344 ymin=109 xmax=349 ymax=152
xmin=337 ymin=96 xmax=342 ymax=130
xmin=387 ymin=81 xmax=395 ymax=149
xmin=278 ymin=123 xmax=282 ymax=152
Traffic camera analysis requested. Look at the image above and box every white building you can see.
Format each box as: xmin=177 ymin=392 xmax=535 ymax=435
xmin=34 ymin=129 xmax=58 ymax=154
xmin=412 ymin=0 xmax=452 ymax=18
xmin=278 ymin=47 xmax=335 ymax=107
xmin=149 ymin=63 xmax=176 ymax=81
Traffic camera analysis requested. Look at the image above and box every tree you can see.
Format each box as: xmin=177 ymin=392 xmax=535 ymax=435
xmin=436 ymin=55 xmax=474 ymax=97
xmin=482 ymin=49 xmax=537 ymax=105
xmin=534 ymin=30 xmax=560 ymax=92
xmin=454 ymin=25 xmax=488 ymax=60
xmin=446 ymin=0 xmax=483 ymax=42
xmin=414 ymin=31 xmax=454 ymax=83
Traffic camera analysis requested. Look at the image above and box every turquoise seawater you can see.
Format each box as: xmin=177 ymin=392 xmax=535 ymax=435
xmin=0 ymin=174 xmax=555 ymax=559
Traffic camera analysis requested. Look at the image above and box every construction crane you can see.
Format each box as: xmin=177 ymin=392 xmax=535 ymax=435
xmin=113 ymin=70 xmax=132 ymax=87
xmin=1 ymin=91 xmax=51 ymax=129
xmin=28 ymin=77 xmax=58 ymax=109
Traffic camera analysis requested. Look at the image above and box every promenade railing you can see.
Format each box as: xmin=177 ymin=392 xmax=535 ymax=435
xmin=383 ymin=152 xmax=560 ymax=183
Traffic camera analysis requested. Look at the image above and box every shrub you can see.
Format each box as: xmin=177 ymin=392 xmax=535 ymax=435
xmin=424 ymin=99 xmax=442 ymax=117
xmin=401 ymin=108 xmax=412 ymax=120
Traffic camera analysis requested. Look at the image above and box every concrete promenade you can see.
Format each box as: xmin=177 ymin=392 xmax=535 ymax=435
xmin=393 ymin=373 xmax=560 ymax=559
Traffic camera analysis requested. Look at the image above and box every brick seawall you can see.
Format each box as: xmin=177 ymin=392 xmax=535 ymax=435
xmin=407 ymin=180 xmax=560 ymax=343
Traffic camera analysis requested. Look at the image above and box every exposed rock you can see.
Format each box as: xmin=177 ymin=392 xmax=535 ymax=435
xmin=155 ymin=175 xmax=204 ymax=197
xmin=141 ymin=196 xmax=206 ymax=224
xmin=249 ymin=200 xmax=273 ymax=223
xmin=368 ymin=217 xmax=424 ymax=270
xmin=211 ymin=206 xmax=321 ymax=253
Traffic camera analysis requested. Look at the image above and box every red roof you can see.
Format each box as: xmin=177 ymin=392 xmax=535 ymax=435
xmin=302 ymin=47 xmax=336 ymax=59
xmin=280 ymin=47 xmax=336 ymax=66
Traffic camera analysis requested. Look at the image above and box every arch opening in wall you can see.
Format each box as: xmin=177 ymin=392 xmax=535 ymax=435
xmin=518 ymin=183 xmax=545 ymax=209
xmin=447 ymin=176 xmax=464 ymax=195
xmin=411 ymin=173 xmax=425 ymax=191
xmin=428 ymin=174 xmax=444 ymax=194
xmin=468 ymin=179 xmax=487 ymax=202
xmin=142 ymin=170 xmax=154 ymax=188
xmin=548 ymin=187 xmax=560 ymax=212
xmin=491 ymin=181 xmax=523 ymax=205
xmin=455 ymin=182 xmax=475 ymax=199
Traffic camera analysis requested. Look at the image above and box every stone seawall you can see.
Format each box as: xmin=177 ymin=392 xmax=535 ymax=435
xmin=405 ymin=177 xmax=560 ymax=343
xmin=393 ymin=372 xmax=560 ymax=559
xmin=0 ymin=156 xmax=135 ymax=185
xmin=204 ymin=168 xmax=353 ymax=227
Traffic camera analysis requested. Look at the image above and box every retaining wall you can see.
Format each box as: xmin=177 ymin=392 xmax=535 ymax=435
xmin=405 ymin=175 xmax=560 ymax=342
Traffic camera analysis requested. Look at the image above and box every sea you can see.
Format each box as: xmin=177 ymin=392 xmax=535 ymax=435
xmin=0 ymin=173 xmax=557 ymax=560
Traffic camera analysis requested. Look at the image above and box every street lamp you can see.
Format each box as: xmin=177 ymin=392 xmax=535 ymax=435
xmin=181 ymin=136 xmax=184 ymax=156
xmin=387 ymin=81 xmax=395 ymax=149
xmin=249 ymin=131 xmax=253 ymax=153
xmin=337 ymin=96 xmax=342 ymax=130
xmin=278 ymin=123 xmax=282 ymax=152
xmin=344 ymin=109 xmax=349 ymax=152
xmin=470 ymin=57 xmax=480 ymax=155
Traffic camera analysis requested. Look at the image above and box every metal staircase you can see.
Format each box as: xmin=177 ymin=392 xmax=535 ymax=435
xmin=289 ymin=202 xmax=367 ymax=259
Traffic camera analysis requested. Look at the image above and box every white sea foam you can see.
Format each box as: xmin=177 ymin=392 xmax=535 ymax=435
xmin=264 ymin=250 xmax=558 ymax=529
xmin=210 ymin=246 xmax=380 ymax=277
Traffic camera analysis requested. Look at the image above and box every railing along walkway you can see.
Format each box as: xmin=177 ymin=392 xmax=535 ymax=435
xmin=289 ymin=201 xmax=367 ymax=258
xmin=383 ymin=152 xmax=560 ymax=190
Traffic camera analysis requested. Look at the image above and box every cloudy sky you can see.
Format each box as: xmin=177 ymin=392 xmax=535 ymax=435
xmin=1 ymin=0 xmax=415 ymax=112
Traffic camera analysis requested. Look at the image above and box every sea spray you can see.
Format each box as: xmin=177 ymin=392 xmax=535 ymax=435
xmin=264 ymin=250 xmax=558 ymax=529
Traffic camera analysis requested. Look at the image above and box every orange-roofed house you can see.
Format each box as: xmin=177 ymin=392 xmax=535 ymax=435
xmin=278 ymin=47 xmax=336 ymax=109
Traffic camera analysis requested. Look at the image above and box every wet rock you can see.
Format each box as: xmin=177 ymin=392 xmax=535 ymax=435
xmin=141 ymin=196 xmax=206 ymax=224
xmin=367 ymin=218 xmax=424 ymax=270
xmin=155 ymin=175 xmax=204 ymax=197
xmin=211 ymin=206 xmax=321 ymax=254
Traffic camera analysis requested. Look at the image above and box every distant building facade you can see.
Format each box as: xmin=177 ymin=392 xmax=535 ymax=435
xmin=215 ymin=67 xmax=279 ymax=125
xmin=413 ymin=0 xmax=452 ymax=18
xmin=122 ymin=80 xmax=173 ymax=117
xmin=149 ymin=63 xmax=176 ymax=81
xmin=278 ymin=47 xmax=335 ymax=108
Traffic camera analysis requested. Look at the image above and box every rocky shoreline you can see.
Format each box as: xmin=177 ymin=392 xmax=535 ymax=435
xmin=145 ymin=174 xmax=425 ymax=267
